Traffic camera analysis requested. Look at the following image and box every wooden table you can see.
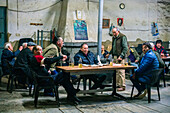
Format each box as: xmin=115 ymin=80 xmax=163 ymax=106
xmin=56 ymin=65 xmax=137 ymax=99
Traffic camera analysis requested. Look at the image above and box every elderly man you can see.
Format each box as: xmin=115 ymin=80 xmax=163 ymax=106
xmin=106 ymin=27 xmax=128 ymax=91
xmin=1 ymin=42 xmax=23 ymax=75
xmin=130 ymin=42 xmax=159 ymax=99
xmin=43 ymin=36 xmax=70 ymax=73
xmin=74 ymin=43 xmax=106 ymax=90
xmin=14 ymin=42 xmax=36 ymax=86
xmin=31 ymin=45 xmax=81 ymax=105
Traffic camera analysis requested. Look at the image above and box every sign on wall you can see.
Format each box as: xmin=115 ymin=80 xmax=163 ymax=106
xmin=73 ymin=20 xmax=88 ymax=40
xmin=151 ymin=22 xmax=159 ymax=36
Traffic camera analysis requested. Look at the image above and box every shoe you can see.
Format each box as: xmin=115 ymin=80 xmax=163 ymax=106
xmin=67 ymin=95 xmax=82 ymax=103
xmin=137 ymin=89 xmax=147 ymax=99
xmin=117 ymin=86 xmax=126 ymax=91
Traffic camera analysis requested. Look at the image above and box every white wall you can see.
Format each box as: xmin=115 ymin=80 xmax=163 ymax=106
xmin=7 ymin=0 xmax=61 ymax=41
xmin=3 ymin=0 xmax=170 ymax=42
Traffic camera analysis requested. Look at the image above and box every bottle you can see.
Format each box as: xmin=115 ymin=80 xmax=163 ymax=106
xmin=124 ymin=54 xmax=128 ymax=66
xmin=78 ymin=57 xmax=82 ymax=68
xmin=109 ymin=55 xmax=113 ymax=66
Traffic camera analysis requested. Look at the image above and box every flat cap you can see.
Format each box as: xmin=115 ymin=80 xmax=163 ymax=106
xmin=27 ymin=42 xmax=36 ymax=46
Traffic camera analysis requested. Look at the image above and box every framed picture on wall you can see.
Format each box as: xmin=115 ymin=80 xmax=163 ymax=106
xmin=102 ymin=19 xmax=110 ymax=28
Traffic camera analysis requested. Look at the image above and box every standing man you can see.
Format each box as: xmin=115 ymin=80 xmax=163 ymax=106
xmin=106 ymin=27 xmax=128 ymax=91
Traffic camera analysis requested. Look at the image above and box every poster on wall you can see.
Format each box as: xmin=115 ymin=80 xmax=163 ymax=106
xmin=73 ymin=20 xmax=88 ymax=40
xmin=151 ymin=22 xmax=159 ymax=36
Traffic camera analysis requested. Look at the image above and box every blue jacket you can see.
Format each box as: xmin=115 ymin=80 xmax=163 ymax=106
xmin=1 ymin=49 xmax=20 ymax=75
xmin=74 ymin=50 xmax=98 ymax=65
xmin=136 ymin=49 xmax=159 ymax=76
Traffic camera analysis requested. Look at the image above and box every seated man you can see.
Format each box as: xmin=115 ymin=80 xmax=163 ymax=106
xmin=74 ymin=43 xmax=106 ymax=90
xmin=101 ymin=45 xmax=109 ymax=58
xmin=31 ymin=45 xmax=81 ymax=105
xmin=1 ymin=42 xmax=23 ymax=75
xmin=154 ymin=40 xmax=168 ymax=56
xmin=130 ymin=42 xmax=159 ymax=99
xmin=14 ymin=42 xmax=36 ymax=86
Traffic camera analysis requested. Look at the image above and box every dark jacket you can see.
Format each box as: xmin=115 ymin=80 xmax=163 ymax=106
xmin=1 ymin=49 xmax=20 ymax=75
xmin=154 ymin=45 xmax=167 ymax=56
xmin=31 ymin=55 xmax=63 ymax=77
xmin=14 ymin=48 xmax=33 ymax=77
xmin=74 ymin=50 xmax=98 ymax=65
xmin=101 ymin=50 xmax=109 ymax=58
xmin=136 ymin=50 xmax=159 ymax=76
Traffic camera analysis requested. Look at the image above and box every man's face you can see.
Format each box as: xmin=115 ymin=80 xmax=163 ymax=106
xmin=156 ymin=43 xmax=161 ymax=48
xmin=8 ymin=44 xmax=13 ymax=51
xmin=142 ymin=45 xmax=149 ymax=54
xmin=101 ymin=45 xmax=104 ymax=52
xmin=57 ymin=38 xmax=64 ymax=47
xmin=34 ymin=46 xmax=43 ymax=55
xmin=112 ymin=28 xmax=119 ymax=37
xmin=81 ymin=44 xmax=88 ymax=55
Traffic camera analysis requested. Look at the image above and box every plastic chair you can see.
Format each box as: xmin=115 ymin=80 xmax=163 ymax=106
xmin=5 ymin=60 xmax=32 ymax=95
xmin=31 ymin=70 xmax=60 ymax=107
xmin=131 ymin=68 xmax=163 ymax=103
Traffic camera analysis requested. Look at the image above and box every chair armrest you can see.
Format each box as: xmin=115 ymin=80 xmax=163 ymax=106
xmin=37 ymin=75 xmax=56 ymax=84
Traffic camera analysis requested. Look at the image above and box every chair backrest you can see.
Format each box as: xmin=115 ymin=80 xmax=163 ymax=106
xmin=149 ymin=68 xmax=163 ymax=85
xmin=30 ymin=69 xmax=38 ymax=85
xmin=5 ymin=59 xmax=13 ymax=75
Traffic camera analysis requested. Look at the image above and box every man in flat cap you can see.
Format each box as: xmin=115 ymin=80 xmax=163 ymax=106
xmin=14 ymin=42 xmax=36 ymax=87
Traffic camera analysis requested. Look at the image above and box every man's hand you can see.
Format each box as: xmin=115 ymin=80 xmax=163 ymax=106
xmin=105 ymin=54 xmax=110 ymax=58
xmin=118 ymin=56 xmax=122 ymax=61
xmin=135 ymin=60 xmax=138 ymax=63
xmin=19 ymin=46 xmax=23 ymax=51
xmin=62 ymin=55 xmax=67 ymax=61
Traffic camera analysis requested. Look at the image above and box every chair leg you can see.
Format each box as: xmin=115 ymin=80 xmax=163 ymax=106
xmin=130 ymin=85 xmax=134 ymax=99
xmin=54 ymin=86 xmax=60 ymax=107
xmin=147 ymin=85 xmax=151 ymax=103
xmin=9 ymin=75 xmax=14 ymax=93
xmin=34 ymin=86 xmax=39 ymax=107
xmin=157 ymin=83 xmax=160 ymax=101
xmin=83 ymin=77 xmax=87 ymax=95
xmin=162 ymin=71 xmax=166 ymax=87
xmin=29 ymin=84 xmax=32 ymax=96
xmin=77 ymin=77 xmax=81 ymax=90
xmin=7 ymin=74 xmax=11 ymax=91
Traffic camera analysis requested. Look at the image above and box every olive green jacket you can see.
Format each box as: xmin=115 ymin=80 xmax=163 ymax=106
xmin=109 ymin=32 xmax=128 ymax=59
xmin=42 ymin=43 xmax=59 ymax=71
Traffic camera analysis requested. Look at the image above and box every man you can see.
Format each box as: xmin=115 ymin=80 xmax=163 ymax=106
xmin=74 ymin=43 xmax=106 ymax=90
xmin=14 ymin=42 xmax=36 ymax=86
xmin=154 ymin=40 xmax=168 ymax=56
xmin=127 ymin=44 xmax=140 ymax=71
xmin=31 ymin=45 xmax=81 ymax=105
xmin=130 ymin=42 xmax=159 ymax=99
xmin=101 ymin=45 xmax=109 ymax=58
xmin=106 ymin=27 xmax=128 ymax=91
xmin=43 ymin=36 xmax=70 ymax=72
xmin=1 ymin=42 xmax=23 ymax=75
xmin=150 ymin=42 xmax=165 ymax=68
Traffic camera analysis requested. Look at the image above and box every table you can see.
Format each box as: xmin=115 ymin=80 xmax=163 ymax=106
xmin=56 ymin=65 xmax=137 ymax=99
xmin=161 ymin=56 xmax=170 ymax=62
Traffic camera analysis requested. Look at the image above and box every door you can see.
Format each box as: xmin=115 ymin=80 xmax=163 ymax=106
xmin=0 ymin=7 xmax=7 ymax=64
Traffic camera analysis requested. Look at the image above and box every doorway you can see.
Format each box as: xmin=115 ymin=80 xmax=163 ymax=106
xmin=0 ymin=7 xmax=7 ymax=63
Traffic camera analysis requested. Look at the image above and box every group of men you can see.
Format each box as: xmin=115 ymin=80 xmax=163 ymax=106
xmin=1 ymin=26 xmax=168 ymax=103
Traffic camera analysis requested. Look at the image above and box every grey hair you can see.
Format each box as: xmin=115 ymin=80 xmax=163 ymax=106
xmin=22 ymin=42 xmax=27 ymax=47
xmin=112 ymin=27 xmax=120 ymax=32
xmin=4 ymin=42 xmax=11 ymax=49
